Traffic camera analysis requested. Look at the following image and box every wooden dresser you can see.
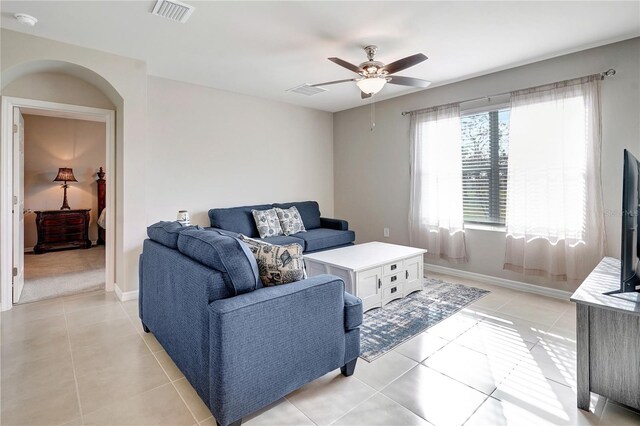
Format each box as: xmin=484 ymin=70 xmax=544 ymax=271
xmin=34 ymin=209 xmax=92 ymax=254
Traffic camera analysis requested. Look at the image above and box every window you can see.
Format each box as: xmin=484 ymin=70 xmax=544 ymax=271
xmin=460 ymin=107 xmax=510 ymax=225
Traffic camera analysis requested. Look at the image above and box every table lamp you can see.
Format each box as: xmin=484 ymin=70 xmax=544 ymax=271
xmin=53 ymin=167 xmax=77 ymax=210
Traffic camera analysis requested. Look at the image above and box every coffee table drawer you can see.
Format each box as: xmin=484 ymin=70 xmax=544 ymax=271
xmin=383 ymin=260 xmax=403 ymax=276
xmin=382 ymin=271 xmax=405 ymax=287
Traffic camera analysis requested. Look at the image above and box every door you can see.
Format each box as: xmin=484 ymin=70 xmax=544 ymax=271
xmin=404 ymin=255 xmax=424 ymax=295
xmin=12 ymin=108 xmax=25 ymax=303
xmin=357 ymin=267 xmax=383 ymax=312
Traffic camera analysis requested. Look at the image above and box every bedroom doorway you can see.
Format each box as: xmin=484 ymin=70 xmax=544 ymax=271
xmin=1 ymin=97 xmax=115 ymax=306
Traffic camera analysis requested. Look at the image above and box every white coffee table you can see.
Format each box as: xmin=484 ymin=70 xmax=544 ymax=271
xmin=304 ymin=242 xmax=427 ymax=312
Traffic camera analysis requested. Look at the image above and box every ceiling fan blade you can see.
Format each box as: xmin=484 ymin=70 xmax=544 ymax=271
xmin=382 ymin=53 xmax=428 ymax=75
xmin=361 ymin=91 xmax=372 ymax=99
xmin=388 ymin=76 xmax=431 ymax=88
xmin=328 ymin=57 xmax=363 ymax=74
xmin=309 ymin=78 xmax=357 ymax=87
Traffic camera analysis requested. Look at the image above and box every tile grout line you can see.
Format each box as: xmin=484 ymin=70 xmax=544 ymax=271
xmin=122 ymin=300 xmax=201 ymax=424
xmin=61 ymin=298 xmax=86 ymax=426
xmin=283 ymin=394 xmax=320 ymax=426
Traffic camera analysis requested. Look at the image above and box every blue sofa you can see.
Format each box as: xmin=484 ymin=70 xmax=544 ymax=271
xmin=139 ymin=222 xmax=362 ymax=426
xmin=208 ymin=201 xmax=355 ymax=253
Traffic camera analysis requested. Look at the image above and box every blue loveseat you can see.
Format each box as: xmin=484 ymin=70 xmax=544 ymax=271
xmin=208 ymin=201 xmax=355 ymax=253
xmin=139 ymin=222 xmax=362 ymax=426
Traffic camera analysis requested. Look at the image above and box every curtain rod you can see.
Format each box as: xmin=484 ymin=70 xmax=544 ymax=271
xmin=400 ymin=68 xmax=616 ymax=116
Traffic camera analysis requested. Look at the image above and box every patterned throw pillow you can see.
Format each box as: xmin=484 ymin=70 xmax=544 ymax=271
xmin=275 ymin=206 xmax=307 ymax=236
xmin=251 ymin=208 xmax=283 ymax=238
xmin=238 ymin=235 xmax=306 ymax=286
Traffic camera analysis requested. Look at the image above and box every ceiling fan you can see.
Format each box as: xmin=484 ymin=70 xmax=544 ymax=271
xmin=310 ymin=45 xmax=431 ymax=99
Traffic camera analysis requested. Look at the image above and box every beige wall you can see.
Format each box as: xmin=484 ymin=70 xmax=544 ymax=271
xmin=2 ymin=29 xmax=148 ymax=294
xmin=23 ymin=115 xmax=106 ymax=249
xmin=334 ymin=37 xmax=640 ymax=292
xmin=3 ymin=72 xmax=114 ymax=109
xmin=146 ymin=76 xmax=334 ymax=226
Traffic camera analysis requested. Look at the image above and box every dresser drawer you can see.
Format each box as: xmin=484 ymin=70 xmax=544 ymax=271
xmin=383 ymin=260 xmax=403 ymax=276
xmin=41 ymin=215 xmax=85 ymax=227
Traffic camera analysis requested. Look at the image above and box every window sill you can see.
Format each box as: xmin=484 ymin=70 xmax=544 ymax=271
xmin=464 ymin=223 xmax=506 ymax=233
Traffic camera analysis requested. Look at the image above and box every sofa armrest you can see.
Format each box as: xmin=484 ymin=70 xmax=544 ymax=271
xmin=320 ymin=217 xmax=349 ymax=231
xmin=343 ymin=292 xmax=363 ymax=330
xmin=208 ymin=275 xmax=347 ymax=426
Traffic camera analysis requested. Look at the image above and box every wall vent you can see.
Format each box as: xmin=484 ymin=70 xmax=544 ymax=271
xmin=286 ymin=84 xmax=328 ymax=96
xmin=151 ymin=0 xmax=194 ymax=23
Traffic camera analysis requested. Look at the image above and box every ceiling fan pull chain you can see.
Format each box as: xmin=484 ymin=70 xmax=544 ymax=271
xmin=370 ymin=97 xmax=376 ymax=132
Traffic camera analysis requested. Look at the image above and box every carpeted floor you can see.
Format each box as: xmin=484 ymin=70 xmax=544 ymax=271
xmin=18 ymin=246 xmax=105 ymax=304
xmin=360 ymin=277 xmax=489 ymax=361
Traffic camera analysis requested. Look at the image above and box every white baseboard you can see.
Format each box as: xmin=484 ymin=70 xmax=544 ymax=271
xmin=423 ymin=263 xmax=572 ymax=300
xmin=114 ymin=284 xmax=139 ymax=302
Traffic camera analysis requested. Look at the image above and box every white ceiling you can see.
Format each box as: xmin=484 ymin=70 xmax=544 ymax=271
xmin=1 ymin=1 xmax=639 ymax=112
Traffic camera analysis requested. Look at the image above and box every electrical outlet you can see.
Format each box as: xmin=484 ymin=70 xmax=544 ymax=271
xmin=383 ymin=227 xmax=390 ymax=238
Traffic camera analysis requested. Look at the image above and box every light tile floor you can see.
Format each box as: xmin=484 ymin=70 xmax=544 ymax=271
xmin=2 ymin=272 xmax=640 ymax=425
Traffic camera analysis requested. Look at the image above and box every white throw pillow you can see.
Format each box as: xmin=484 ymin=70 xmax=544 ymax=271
xmin=252 ymin=208 xmax=284 ymax=238
xmin=238 ymin=235 xmax=306 ymax=285
xmin=275 ymin=206 xmax=306 ymax=236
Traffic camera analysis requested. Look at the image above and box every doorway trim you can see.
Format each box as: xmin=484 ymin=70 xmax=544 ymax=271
xmin=1 ymin=97 xmax=116 ymax=311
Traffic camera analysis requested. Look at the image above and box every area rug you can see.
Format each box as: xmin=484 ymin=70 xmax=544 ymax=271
xmin=360 ymin=277 xmax=489 ymax=361
xmin=18 ymin=246 xmax=105 ymax=304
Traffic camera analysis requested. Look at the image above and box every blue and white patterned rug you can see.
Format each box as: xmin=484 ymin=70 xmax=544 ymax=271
xmin=360 ymin=277 xmax=489 ymax=362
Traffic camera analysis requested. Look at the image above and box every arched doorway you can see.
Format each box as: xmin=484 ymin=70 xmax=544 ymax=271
xmin=1 ymin=60 xmax=122 ymax=310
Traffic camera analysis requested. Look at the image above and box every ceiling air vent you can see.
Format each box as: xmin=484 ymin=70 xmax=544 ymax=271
xmin=151 ymin=0 xmax=194 ymax=23
xmin=287 ymin=84 xmax=328 ymax=96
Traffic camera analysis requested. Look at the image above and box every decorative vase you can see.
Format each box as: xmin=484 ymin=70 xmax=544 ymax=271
xmin=177 ymin=210 xmax=190 ymax=226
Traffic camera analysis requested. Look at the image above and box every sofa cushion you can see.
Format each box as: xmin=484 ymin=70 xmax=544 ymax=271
xmin=275 ymin=206 xmax=306 ymax=236
xmin=147 ymin=221 xmax=198 ymax=249
xmin=343 ymin=292 xmax=363 ymax=331
xmin=291 ymin=228 xmax=355 ymax=252
xmin=252 ymin=208 xmax=284 ymax=238
xmin=260 ymin=235 xmax=306 ymax=247
xmin=273 ymin=201 xmax=322 ymax=230
xmin=178 ymin=229 xmax=261 ymax=296
xmin=208 ymin=204 xmax=273 ymax=237
xmin=239 ymin=235 xmax=306 ymax=286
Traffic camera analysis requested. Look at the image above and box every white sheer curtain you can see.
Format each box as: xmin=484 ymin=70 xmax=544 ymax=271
xmin=504 ymin=75 xmax=605 ymax=282
xmin=409 ymin=104 xmax=467 ymax=262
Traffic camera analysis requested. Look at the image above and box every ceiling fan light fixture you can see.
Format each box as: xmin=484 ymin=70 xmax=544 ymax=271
xmin=356 ymin=77 xmax=387 ymax=95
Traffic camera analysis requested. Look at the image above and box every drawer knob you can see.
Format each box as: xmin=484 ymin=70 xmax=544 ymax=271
xmin=391 ymin=264 xmax=397 ymax=270
xmin=391 ymin=287 xmax=397 ymax=294
xmin=391 ymin=275 xmax=397 ymax=282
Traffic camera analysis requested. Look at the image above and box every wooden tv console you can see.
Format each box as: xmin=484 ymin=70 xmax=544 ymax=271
xmin=570 ymin=257 xmax=640 ymax=411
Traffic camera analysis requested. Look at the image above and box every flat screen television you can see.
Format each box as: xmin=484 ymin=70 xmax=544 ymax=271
xmin=610 ymin=149 xmax=640 ymax=295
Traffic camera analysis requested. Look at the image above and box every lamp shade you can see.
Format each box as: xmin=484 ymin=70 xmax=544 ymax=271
xmin=356 ymin=77 xmax=387 ymax=95
xmin=53 ymin=168 xmax=77 ymax=182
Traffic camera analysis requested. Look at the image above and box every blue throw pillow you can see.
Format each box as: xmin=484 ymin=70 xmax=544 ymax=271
xmin=177 ymin=228 xmax=262 ymax=296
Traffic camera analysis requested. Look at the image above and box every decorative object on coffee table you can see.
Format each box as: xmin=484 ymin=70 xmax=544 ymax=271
xmin=33 ymin=209 xmax=92 ymax=254
xmin=359 ymin=277 xmax=489 ymax=361
xmin=53 ymin=167 xmax=78 ymax=210
xmin=304 ymin=242 xmax=427 ymax=312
